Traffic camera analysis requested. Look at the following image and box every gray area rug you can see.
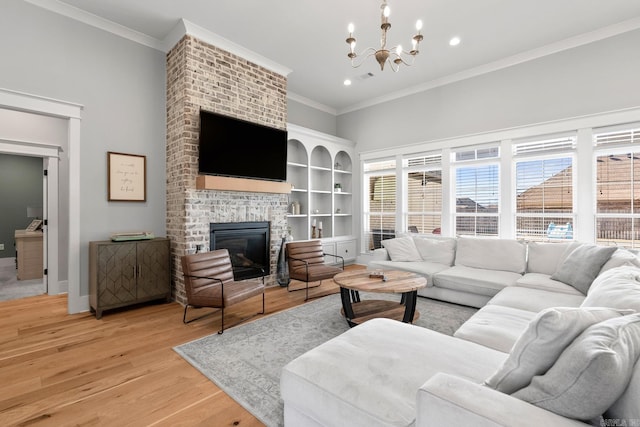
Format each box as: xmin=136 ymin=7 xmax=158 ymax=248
xmin=173 ymin=293 xmax=477 ymax=427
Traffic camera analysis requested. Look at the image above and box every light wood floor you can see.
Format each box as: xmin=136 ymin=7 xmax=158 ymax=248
xmin=0 ymin=266 xmax=364 ymax=426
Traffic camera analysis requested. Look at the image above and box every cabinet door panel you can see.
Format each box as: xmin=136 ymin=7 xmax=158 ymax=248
xmin=337 ymin=240 xmax=357 ymax=262
xmin=96 ymin=243 xmax=137 ymax=305
xmin=136 ymin=240 xmax=170 ymax=299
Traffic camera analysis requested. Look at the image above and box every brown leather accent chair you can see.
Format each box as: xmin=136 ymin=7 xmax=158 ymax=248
xmin=181 ymin=248 xmax=265 ymax=334
xmin=286 ymin=240 xmax=344 ymax=301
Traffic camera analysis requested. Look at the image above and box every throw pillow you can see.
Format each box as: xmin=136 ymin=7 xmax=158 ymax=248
xmin=484 ymin=307 xmax=631 ymax=394
xmin=550 ymin=243 xmax=617 ymax=294
xmin=413 ymin=237 xmax=456 ymax=265
xmin=512 ymin=314 xmax=640 ymax=421
xmin=381 ymin=237 xmax=422 ymax=262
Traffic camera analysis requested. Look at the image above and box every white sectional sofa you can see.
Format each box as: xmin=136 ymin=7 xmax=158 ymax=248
xmin=280 ymin=236 xmax=640 ymax=426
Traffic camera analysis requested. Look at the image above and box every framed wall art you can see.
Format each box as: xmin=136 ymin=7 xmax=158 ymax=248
xmin=107 ymin=151 xmax=147 ymax=202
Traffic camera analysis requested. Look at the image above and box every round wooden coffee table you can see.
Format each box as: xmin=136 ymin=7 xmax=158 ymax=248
xmin=333 ymin=270 xmax=427 ymax=327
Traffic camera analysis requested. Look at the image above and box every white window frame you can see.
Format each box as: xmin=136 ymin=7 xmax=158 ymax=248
xmin=451 ymin=144 xmax=501 ymax=237
xmin=593 ymin=123 xmax=640 ymax=248
xmin=403 ymin=152 xmax=442 ymax=235
xmin=512 ymin=134 xmax=577 ymax=242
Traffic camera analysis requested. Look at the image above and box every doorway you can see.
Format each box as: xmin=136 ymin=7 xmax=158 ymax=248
xmin=0 ymin=153 xmax=46 ymax=301
xmin=0 ymin=88 xmax=82 ymax=313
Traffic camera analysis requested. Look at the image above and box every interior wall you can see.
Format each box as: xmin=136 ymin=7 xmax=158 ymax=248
xmin=0 ymin=154 xmax=43 ymax=259
xmin=287 ymin=98 xmax=337 ymax=136
xmin=0 ymin=0 xmax=167 ymax=297
xmin=337 ymin=29 xmax=640 ymax=152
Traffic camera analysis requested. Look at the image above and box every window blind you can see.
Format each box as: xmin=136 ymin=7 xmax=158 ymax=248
xmin=404 ymin=154 xmax=442 ymax=234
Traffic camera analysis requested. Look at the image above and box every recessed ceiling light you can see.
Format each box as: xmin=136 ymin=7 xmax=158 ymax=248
xmin=449 ymin=36 xmax=461 ymax=46
xmin=343 ymin=79 xmax=352 ymax=86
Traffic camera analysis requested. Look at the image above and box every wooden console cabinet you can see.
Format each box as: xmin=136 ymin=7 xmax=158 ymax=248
xmin=15 ymin=229 xmax=43 ymax=280
xmin=89 ymin=238 xmax=171 ymax=319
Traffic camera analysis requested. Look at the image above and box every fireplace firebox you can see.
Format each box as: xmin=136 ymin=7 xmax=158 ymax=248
xmin=210 ymin=221 xmax=270 ymax=281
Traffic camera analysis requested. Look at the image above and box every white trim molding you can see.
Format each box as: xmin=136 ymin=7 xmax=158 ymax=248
xmin=0 ymin=88 xmax=84 ymax=314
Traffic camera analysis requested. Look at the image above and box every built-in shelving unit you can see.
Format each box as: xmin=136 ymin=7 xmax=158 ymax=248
xmin=286 ymin=124 xmax=357 ymax=262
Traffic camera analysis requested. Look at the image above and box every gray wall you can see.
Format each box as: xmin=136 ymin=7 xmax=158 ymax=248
xmin=287 ymin=98 xmax=337 ymax=136
xmin=0 ymin=0 xmax=167 ymax=295
xmin=337 ymin=29 xmax=640 ymax=152
xmin=0 ymin=154 xmax=43 ymax=259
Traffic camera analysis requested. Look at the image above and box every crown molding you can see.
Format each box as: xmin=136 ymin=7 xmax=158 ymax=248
xmin=25 ymin=2 xmax=291 ymax=77
xmin=287 ymin=92 xmax=337 ymax=116
xmin=24 ymin=0 xmax=164 ymax=50
xmin=339 ymin=16 xmax=640 ymax=115
xmin=162 ymin=19 xmax=291 ymax=77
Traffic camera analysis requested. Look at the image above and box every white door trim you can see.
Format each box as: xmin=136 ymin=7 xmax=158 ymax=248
xmin=0 ymin=88 xmax=83 ymax=313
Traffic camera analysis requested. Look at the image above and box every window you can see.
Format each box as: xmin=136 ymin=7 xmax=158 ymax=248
xmin=453 ymin=146 xmax=499 ymax=236
xmin=513 ymin=135 xmax=575 ymax=241
xmin=594 ymin=124 xmax=640 ymax=247
xmin=404 ymin=154 xmax=442 ymax=235
xmin=363 ymin=159 xmax=397 ymax=250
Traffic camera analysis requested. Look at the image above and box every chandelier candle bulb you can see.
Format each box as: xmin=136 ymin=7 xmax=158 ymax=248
xmin=319 ymin=221 xmax=323 ymax=230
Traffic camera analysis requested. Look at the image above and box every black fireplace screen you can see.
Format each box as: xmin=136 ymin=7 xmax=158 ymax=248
xmin=210 ymin=221 xmax=270 ymax=281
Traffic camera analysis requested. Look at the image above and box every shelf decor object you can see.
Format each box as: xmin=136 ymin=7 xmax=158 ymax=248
xmin=108 ymin=151 xmax=146 ymax=202
xmin=345 ymin=1 xmax=423 ymax=72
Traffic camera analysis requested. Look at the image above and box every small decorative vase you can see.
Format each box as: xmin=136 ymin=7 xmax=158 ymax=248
xmin=276 ymin=236 xmax=290 ymax=287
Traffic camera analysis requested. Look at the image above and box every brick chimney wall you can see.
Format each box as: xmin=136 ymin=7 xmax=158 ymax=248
xmin=166 ymin=35 xmax=288 ymax=303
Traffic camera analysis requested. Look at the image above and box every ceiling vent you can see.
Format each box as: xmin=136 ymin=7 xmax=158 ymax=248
xmin=355 ymin=72 xmax=375 ymax=82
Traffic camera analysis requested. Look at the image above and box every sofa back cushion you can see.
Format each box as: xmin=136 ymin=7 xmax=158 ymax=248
xmin=600 ymin=248 xmax=640 ymax=274
xmin=526 ymin=241 xmax=580 ymax=275
xmin=454 ymin=237 xmax=527 ymax=274
xmin=413 ymin=236 xmax=457 ymax=265
xmin=606 ymin=356 xmax=640 ymax=421
xmin=582 ymin=265 xmax=640 ymax=312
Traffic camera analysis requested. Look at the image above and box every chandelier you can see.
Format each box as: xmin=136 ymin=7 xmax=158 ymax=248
xmin=346 ymin=1 xmax=423 ymax=72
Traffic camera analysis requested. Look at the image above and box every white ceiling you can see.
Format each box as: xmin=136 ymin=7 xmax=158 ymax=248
xmin=35 ymin=0 xmax=640 ymax=114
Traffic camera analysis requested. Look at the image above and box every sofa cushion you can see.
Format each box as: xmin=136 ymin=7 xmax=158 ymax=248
xmin=455 ymin=237 xmax=527 ymax=274
xmin=485 ymin=307 xmax=630 ymax=394
xmin=434 ymin=265 xmax=522 ymax=297
xmin=368 ymin=260 xmax=447 ymax=286
xmin=606 ymin=359 xmax=640 ymax=421
xmin=550 ymin=243 xmax=617 ymax=294
xmin=487 ymin=286 xmax=585 ymax=313
xmin=600 ymin=248 xmax=640 ymax=274
xmin=280 ymin=318 xmax=507 ymax=427
xmin=512 ymin=314 xmax=640 ymax=421
xmin=516 ymin=273 xmax=585 ymax=296
xmin=381 ymin=236 xmax=422 ymax=262
xmin=454 ymin=305 xmax=537 ymax=353
xmin=526 ymin=241 xmax=580 ymax=275
xmin=582 ymin=266 xmax=640 ymax=312
xmin=413 ymin=236 xmax=456 ymax=265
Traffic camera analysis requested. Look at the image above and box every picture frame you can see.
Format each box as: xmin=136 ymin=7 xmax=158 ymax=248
xmin=108 ymin=151 xmax=147 ymax=202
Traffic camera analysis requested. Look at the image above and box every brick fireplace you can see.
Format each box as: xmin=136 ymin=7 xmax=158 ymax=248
xmin=166 ymin=34 xmax=289 ymax=304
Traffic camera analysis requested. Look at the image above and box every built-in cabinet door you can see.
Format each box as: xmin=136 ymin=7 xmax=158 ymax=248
xmin=137 ymin=239 xmax=170 ymax=299
xmin=336 ymin=240 xmax=357 ymax=262
xmin=96 ymin=243 xmax=137 ymax=306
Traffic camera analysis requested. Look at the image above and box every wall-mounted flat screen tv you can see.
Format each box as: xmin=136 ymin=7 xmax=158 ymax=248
xmin=198 ymin=109 xmax=288 ymax=182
